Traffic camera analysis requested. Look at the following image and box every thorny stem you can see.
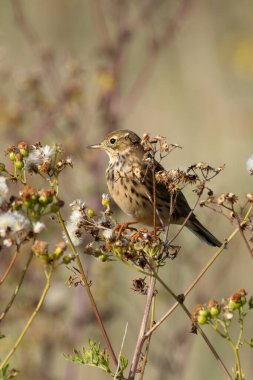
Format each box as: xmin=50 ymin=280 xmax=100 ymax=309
xmin=0 ymin=265 xmax=53 ymax=370
xmin=57 ymin=210 xmax=118 ymax=367
xmin=0 ymin=250 xmax=18 ymax=286
xmin=0 ymin=251 xmax=33 ymax=322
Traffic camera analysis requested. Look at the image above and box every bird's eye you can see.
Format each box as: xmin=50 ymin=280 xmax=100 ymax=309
xmin=109 ymin=137 xmax=116 ymax=145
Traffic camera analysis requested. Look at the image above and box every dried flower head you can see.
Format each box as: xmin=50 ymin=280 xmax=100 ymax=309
xmin=0 ymin=176 xmax=8 ymax=207
xmin=0 ymin=211 xmax=30 ymax=246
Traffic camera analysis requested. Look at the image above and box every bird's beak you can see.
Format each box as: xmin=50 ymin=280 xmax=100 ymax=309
xmin=88 ymin=143 xmax=103 ymax=150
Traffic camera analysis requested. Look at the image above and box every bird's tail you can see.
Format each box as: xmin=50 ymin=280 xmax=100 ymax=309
xmin=186 ymin=218 xmax=222 ymax=247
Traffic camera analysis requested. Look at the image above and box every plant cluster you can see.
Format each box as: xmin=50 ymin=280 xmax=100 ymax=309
xmin=192 ymin=289 xmax=253 ymax=380
xmin=0 ymin=134 xmax=252 ymax=380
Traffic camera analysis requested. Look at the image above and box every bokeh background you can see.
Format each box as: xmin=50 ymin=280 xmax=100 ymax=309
xmin=0 ymin=1 xmax=253 ymax=379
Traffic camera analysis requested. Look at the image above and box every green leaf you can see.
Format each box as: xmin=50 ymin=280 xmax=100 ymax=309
xmin=65 ymin=339 xmax=112 ymax=374
xmin=115 ymin=355 xmax=128 ymax=377
xmin=0 ymin=365 xmax=19 ymax=380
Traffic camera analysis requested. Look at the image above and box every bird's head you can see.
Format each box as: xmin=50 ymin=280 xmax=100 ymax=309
xmin=89 ymin=130 xmax=143 ymax=159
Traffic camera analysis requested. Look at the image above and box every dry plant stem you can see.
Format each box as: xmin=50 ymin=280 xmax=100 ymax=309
xmin=57 ymin=211 xmax=118 ymax=367
xmin=138 ymin=295 xmax=156 ymax=380
xmin=145 ymin=205 xmax=253 ymax=339
xmin=0 ymin=266 xmax=53 ymax=370
xmin=155 ymin=274 xmax=233 ymax=380
xmin=238 ymin=225 xmax=253 ymax=259
xmin=0 ymin=251 xmax=33 ymax=322
xmin=235 ymin=213 xmax=253 ymax=259
xmin=169 ymin=190 xmax=202 ymax=245
xmin=128 ymin=275 xmax=156 ymax=380
xmin=114 ymin=322 xmax=128 ymax=380
xmin=152 ymin=165 xmax=157 ymax=238
xmin=163 ymin=194 xmax=174 ymax=243
xmin=0 ymin=250 xmax=18 ymax=286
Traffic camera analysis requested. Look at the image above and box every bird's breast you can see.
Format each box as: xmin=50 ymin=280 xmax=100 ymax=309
xmin=106 ymin=160 xmax=154 ymax=225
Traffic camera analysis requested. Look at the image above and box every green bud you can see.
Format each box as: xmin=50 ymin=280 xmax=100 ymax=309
xmin=12 ymin=202 xmax=22 ymax=210
xmin=228 ymin=300 xmax=240 ymax=310
xmin=24 ymin=199 xmax=36 ymax=209
xmin=20 ymin=148 xmax=28 ymax=157
xmin=55 ymin=247 xmax=62 ymax=255
xmin=99 ymin=254 xmax=108 ymax=262
xmin=62 ymin=256 xmax=72 ymax=264
xmin=249 ymin=296 xmax=253 ymax=309
xmin=24 ymin=200 xmax=30 ymax=208
xmin=210 ymin=307 xmax=220 ymax=317
xmin=199 ymin=310 xmax=209 ymax=318
xmin=39 ymin=196 xmax=48 ymax=205
xmin=87 ymin=208 xmax=95 ymax=218
xmin=102 ymin=198 xmax=110 ymax=207
xmin=15 ymin=160 xmax=24 ymax=170
xmin=9 ymin=152 xmax=16 ymax=161
xmin=49 ymin=253 xmax=58 ymax=262
xmin=197 ymin=314 xmax=207 ymax=325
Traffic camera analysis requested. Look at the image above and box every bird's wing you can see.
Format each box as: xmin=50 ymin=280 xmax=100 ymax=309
xmin=141 ymin=158 xmax=192 ymax=221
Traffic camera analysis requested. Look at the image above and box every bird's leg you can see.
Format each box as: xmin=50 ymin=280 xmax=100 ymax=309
xmin=130 ymin=227 xmax=149 ymax=241
xmin=150 ymin=226 xmax=163 ymax=237
xmin=113 ymin=221 xmax=138 ymax=237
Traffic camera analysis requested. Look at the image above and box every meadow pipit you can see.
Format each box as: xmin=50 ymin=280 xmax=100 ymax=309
xmin=90 ymin=130 xmax=221 ymax=247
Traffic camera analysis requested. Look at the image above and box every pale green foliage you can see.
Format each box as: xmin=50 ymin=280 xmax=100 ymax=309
xmin=0 ymin=365 xmax=19 ymax=380
xmin=65 ymin=339 xmax=128 ymax=378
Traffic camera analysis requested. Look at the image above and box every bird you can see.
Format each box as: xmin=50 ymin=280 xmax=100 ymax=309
xmin=89 ymin=129 xmax=222 ymax=247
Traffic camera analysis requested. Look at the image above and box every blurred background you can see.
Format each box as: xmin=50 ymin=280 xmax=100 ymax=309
xmin=0 ymin=0 xmax=253 ymax=379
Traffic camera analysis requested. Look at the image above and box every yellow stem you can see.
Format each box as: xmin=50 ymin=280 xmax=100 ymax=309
xmin=0 ymin=266 xmax=53 ymax=370
xmin=57 ymin=210 xmax=118 ymax=367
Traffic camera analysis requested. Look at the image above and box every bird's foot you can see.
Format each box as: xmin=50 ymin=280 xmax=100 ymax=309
xmin=150 ymin=227 xmax=163 ymax=237
xmin=113 ymin=221 xmax=138 ymax=237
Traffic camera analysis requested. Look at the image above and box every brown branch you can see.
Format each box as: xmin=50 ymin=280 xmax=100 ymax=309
xmin=234 ymin=213 xmax=253 ymax=260
xmin=0 ymin=249 xmax=18 ymax=286
xmin=128 ymin=275 xmax=156 ymax=380
xmin=169 ymin=189 xmax=203 ymax=245
xmin=0 ymin=250 xmax=33 ymax=322
xmin=57 ymin=210 xmax=118 ymax=368
xmin=144 ymin=207 xmax=252 ymax=339
xmin=154 ymin=275 xmax=233 ymax=380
